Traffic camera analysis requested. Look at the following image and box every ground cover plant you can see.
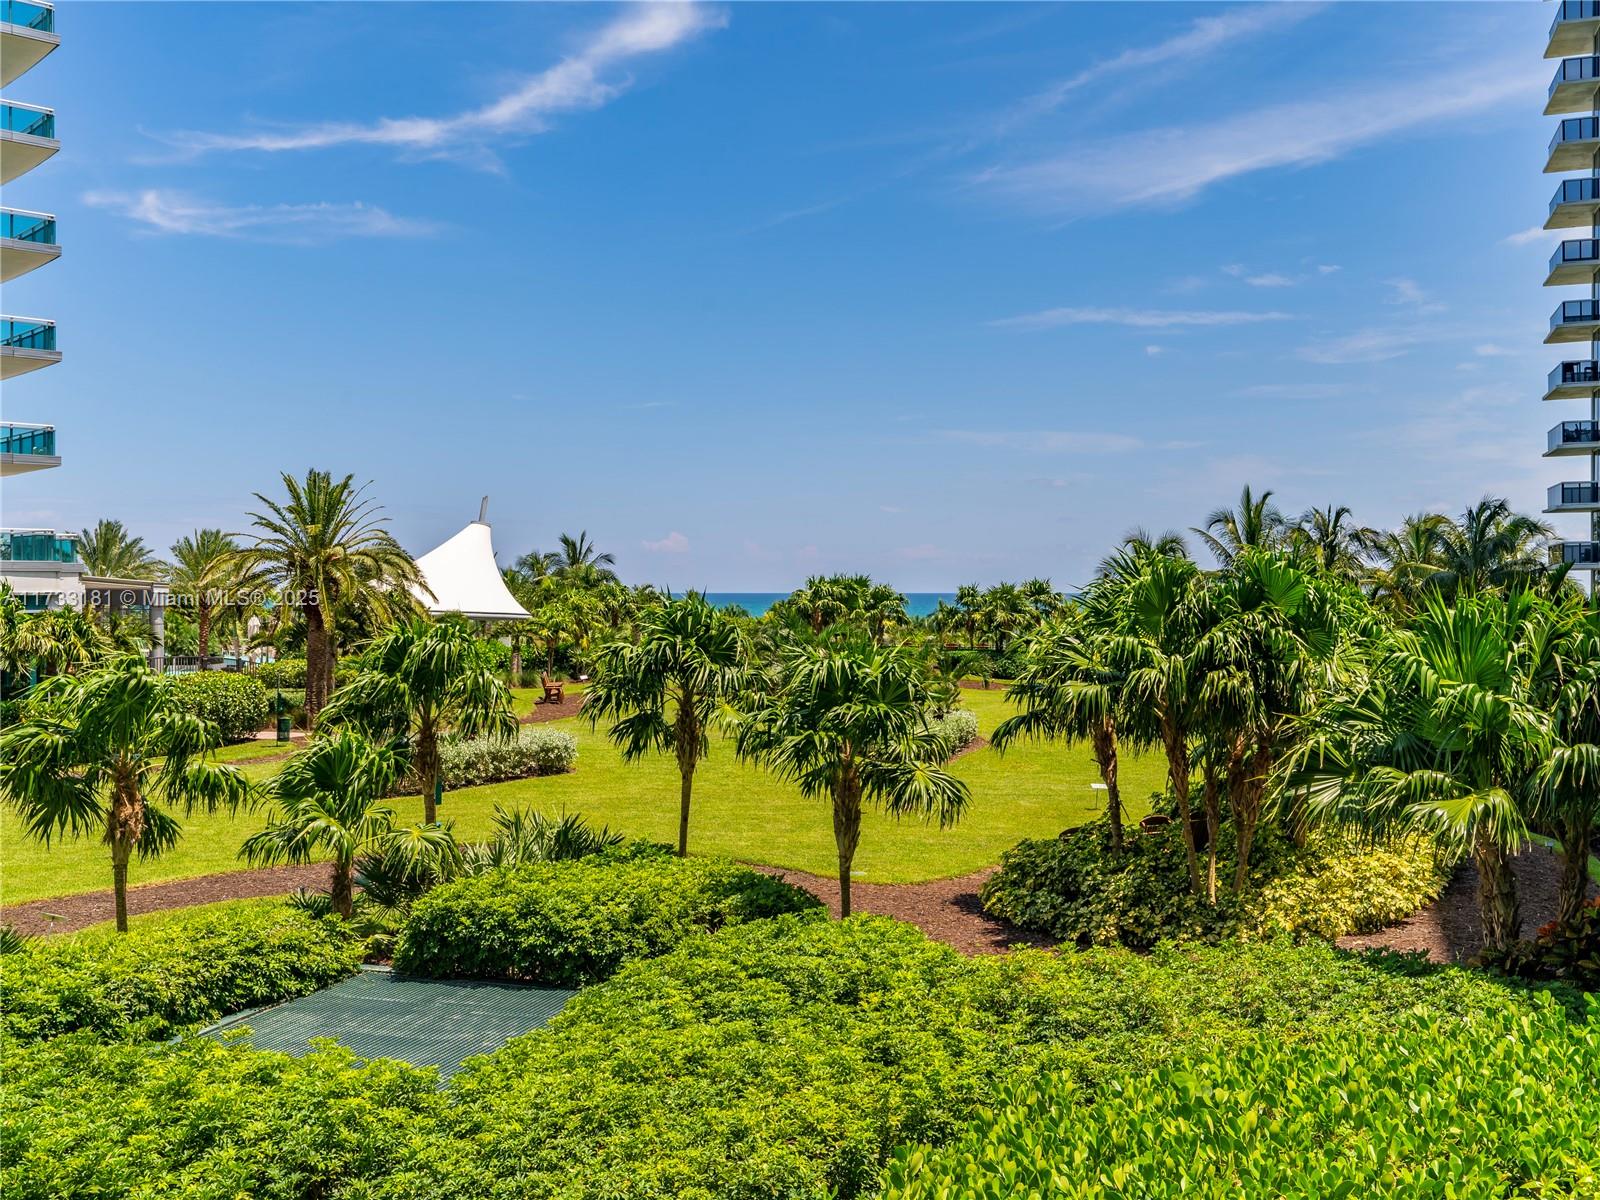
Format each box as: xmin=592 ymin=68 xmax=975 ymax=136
xmin=980 ymin=816 xmax=1451 ymax=948
xmin=392 ymin=851 xmax=821 ymax=985
xmin=883 ymin=992 xmax=1600 ymax=1199
xmin=0 ymin=899 xmax=362 ymax=1041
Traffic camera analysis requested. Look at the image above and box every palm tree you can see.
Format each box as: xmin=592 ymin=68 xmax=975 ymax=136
xmin=1435 ymin=497 xmax=1554 ymax=597
xmin=77 ymin=518 xmax=158 ymax=581
xmin=979 ymin=582 xmax=1032 ymax=653
xmin=1356 ymin=513 xmax=1451 ymax=613
xmin=1291 ymin=504 xmax=1364 ymax=579
xmin=21 ymin=604 xmax=112 ymax=675
xmin=736 ymin=633 xmax=969 ymax=916
xmin=555 ymin=531 xmax=619 ymax=585
xmin=1192 ymin=484 xmax=1288 ymax=568
xmin=955 ymin=584 xmax=984 ymax=648
xmin=993 ymin=606 xmax=1131 ymax=851
xmin=516 ymin=548 xmax=561 ymax=580
xmin=0 ymin=586 xmax=51 ymax=682
xmin=167 ymin=529 xmax=248 ymax=668
xmin=246 ymin=470 xmax=426 ymax=724
xmin=584 ymin=594 xmax=750 ymax=856
xmin=241 ymin=729 xmax=455 ymax=919
xmin=1291 ymin=591 xmax=1552 ymax=951
xmin=321 ymin=617 xmax=516 ymax=825
xmin=0 ymin=656 xmax=251 ymax=930
xmin=1529 ymin=597 xmax=1600 ymax=924
xmin=860 ymin=581 xmax=909 ymax=644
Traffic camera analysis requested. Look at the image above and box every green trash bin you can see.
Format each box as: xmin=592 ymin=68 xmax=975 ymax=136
xmin=275 ymin=690 xmax=292 ymax=743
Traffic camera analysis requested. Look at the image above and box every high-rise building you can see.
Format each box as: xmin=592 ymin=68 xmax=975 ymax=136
xmin=0 ymin=0 xmax=74 ymax=611
xmin=1544 ymin=3 xmax=1600 ymax=579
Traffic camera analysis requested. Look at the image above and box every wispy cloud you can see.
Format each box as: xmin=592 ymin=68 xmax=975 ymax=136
xmin=1504 ymin=223 xmax=1559 ymax=246
xmin=1384 ymin=276 xmax=1445 ymax=315
xmin=973 ymin=54 xmax=1538 ymax=215
xmin=160 ymin=4 xmax=723 ymax=165
xmin=1297 ymin=327 xmax=1429 ymax=365
xmin=1223 ymin=264 xmax=1295 ymax=288
xmin=937 ymin=430 xmax=1143 ymax=454
xmin=1234 ymin=383 xmax=1348 ymax=401
xmin=83 ymin=189 xmax=437 ymax=243
xmin=642 ymin=531 xmax=690 ymax=553
xmin=990 ymin=306 xmax=1292 ymax=331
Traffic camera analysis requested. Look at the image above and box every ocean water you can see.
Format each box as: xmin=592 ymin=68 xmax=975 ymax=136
xmin=700 ymin=592 xmax=956 ymax=618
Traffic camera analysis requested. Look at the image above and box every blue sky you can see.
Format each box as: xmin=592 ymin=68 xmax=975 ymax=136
xmin=0 ymin=1 xmax=1571 ymax=589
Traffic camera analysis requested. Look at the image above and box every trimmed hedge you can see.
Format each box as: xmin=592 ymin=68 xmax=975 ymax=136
xmin=436 ymin=727 xmax=577 ymax=787
xmin=391 ymin=854 xmax=821 ymax=985
xmin=884 ymin=993 xmax=1600 ymax=1198
xmin=1 ymin=901 xmax=364 ymax=1041
xmin=172 ymin=671 xmax=271 ymax=742
xmin=981 ymin=817 xmax=1451 ymax=948
xmin=251 ymin=657 xmax=306 ymax=689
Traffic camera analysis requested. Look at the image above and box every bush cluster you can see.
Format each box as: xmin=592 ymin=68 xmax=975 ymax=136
xmin=884 ymin=992 xmax=1600 ymax=1198
xmin=1480 ymin=896 xmax=1600 ymax=990
xmin=172 ymin=671 xmax=272 ymax=742
xmin=1 ymin=901 xmax=364 ymax=1041
xmin=434 ymin=727 xmax=577 ymax=788
xmin=391 ymin=853 xmax=821 ymax=985
xmin=250 ymin=657 xmax=307 ymax=689
xmin=929 ymin=708 xmax=980 ymax=754
xmin=980 ymin=817 xmax=1451 ymax=949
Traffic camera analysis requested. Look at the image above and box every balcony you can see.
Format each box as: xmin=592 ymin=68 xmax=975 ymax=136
xmin=1545 ymin=360 xmax=1600 ymax=399
xmin=0 ymin=206 xmax=57 ymax=281
xmin=0 ymin=0 xmax=56 ymax=88
xmin=1546 ymin=481 xmax=1600 ymax=512
xmin=1546 ymin=298 xmax=1600 ymax=342
xmin=1547 ymin=178 xmax=1600 ymax=230
xmin=1547 ymin=419 xmax=1600 ymax=456
xmin=1552 ymin=540 xmax=1600 ymax=567
xmin=0 ymin=99 xmax=55 ymax=184
xmin=1547 ymin=238 xmax=1600 ymax=285
xmin=1547 ymin=116 xmax=1600 ymax=173
xmin=0 ymin=421 xmax=57 ymax=476
xmin=0 ymin=315 xmax=57 ymax=377
xmin=1548 ymin=56 xmax=1600 ymax=115
xmin=0 ymin=529 xmax=77 ymax=563
xmin=1550 ymin=1 xmax=1600 ymax=58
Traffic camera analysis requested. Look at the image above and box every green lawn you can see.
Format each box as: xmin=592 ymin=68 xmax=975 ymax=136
xmin=0 ymin=689 xmax=1166 ymax=904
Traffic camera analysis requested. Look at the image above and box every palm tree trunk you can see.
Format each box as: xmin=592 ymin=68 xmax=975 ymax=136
xmin=510 ymin=643 xmax=522 ymax=688
xmin=304 ymin=602 xmax=330 ymax=725
xmin=677 ymin=762 xmax=694 ymax=857
xmin=1092 ymin=721 xmax=1123 ymax=852
xmin=1164 ymin=730 xmax=1203 ymax=894
xmin=833 ymin=773 xmax=863 ymax=918
xmin=111 ymin=842 xmax=131 ymax=933
xmin=419 ymin=722 xmax=440 ymax=825
xmin=331 ymin=857 xmax=355 ymax=920
xmin=1474 ymin=831 xmax=1521 ymax=952
xmin=1554 ymin=813 xmax=1594 ymax=926
xmin=1202 ymin=757 xmax=1221 ymax=904
xmin=197 ymin=603 xmax=211 ymax=669
xmin=107 ymin=777 xmax=143 ymax=934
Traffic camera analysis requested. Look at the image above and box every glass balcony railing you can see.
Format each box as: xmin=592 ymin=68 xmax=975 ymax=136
xmin=0 ymin=101 xmax=53 ymax=139
xmin=1549 ymin=360 xmax=1600 ymax=392
xmin=1549 ymin=420 xmax=1600 ymax=452
xmin=0 ymin=0 xmax=52 ymax=32
xmin=1550 ymin=116 xmax=1600 ymax=156
xmin=1550 ymin=299 xmax=1600 ymax=332
xmin=1549 ymin=481 xmax=1600 ymax=508
xmin=1554 ymin=541 xmax=1600 ymax=566
xmin=1551 ymin=56 xmax=1600 ymax=97
xmin=1553 ymin=0 xmax=1600 ymax=35
xmin=0 ymin=208 xmax=53 ymax=243
xmin=1551 ymin=239 xmax=1600 ymax=273
xmin=0 ymin=317 xmax=54 ymax=350
xmin=1550 ymin=177 xmax=1600 ymax=216
xmin=0 ymin=423 xmax=53 ymax=456
xmin=0 ymin=530 xmax=77 ymax=563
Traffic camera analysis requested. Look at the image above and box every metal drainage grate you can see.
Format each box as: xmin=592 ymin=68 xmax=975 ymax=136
xmin=201 ymin=966 xmax=575 ymax=1080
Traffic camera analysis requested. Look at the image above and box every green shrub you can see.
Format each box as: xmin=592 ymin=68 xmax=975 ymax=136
xmin=0 ymin=901 xmax=364 ymax=1041
xmin=884 ymin=992 xmax=1600 ymax=1199
xmin=981 ymin=817 xmax=1451 ymax=948
xmin=1480 ymin=896 xmax=1600 ymax=990
xmin=251 ymin=657 xmax=306 ymax=688
xmin=930 ymin=708 xmax=980 ymax=753
xmin=433 ymin=727 xmax=577 ymax=787
xmin=392 ymin=854 xmax=821 ymax=985
xmin=172 ymin=671 xmax=271 ymax=742
xmin=0 ymin=1036 xmax=442 ymax=1200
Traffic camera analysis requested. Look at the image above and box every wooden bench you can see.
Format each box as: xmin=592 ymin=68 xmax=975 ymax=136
xmin=540 ymin=674 xmax=565 ymax=705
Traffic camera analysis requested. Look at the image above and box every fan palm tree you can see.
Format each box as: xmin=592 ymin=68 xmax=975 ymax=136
xmin=76 ymin=518 xmax=159 ymax=581
xmin=167 ymin=529 xmax=249 ymax=668
xmin=0 ymin=586 xmax=51 ymax=681
xmin=979 ymin=582 xmax=1032 ymax=653
xmin=1528 ymin=597 xmax=1600 ymax=924
xmin=515 ymin=548 xmax=561 ymax=580
xmin=736 ymin=633 xmax=969 ymax=916
xmin=246 ymin=470 xmax=426 ymax=724
xmin=955 ymin=584 xmax=984 ymax=648
xmin=0 ymin=656 xmax=251 ymax=930
xmin=1192 ymin=484 xmax=1288 ymax=569
xmin=241 ymin=729 xmax=455 ymax=919
xmin=321 ymin=617 xmax=516 ymax=824
xmin=584 ymin=593 xmax=751 ymax=855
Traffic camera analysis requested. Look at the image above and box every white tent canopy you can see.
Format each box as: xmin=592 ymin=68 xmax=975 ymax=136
xmin=411 ymin=500 xmax=530 ymax=623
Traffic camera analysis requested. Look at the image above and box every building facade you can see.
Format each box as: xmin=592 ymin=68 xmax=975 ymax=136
xmin=0 ymin=0 xmax=76 ymax=610
xmin=1545 ymin=3 xmax=1600 ymax=580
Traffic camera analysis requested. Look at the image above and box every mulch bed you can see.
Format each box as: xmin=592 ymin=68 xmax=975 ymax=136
xmin=1336 ymin=843 xmax=1591 ymax=964
xmin=521 ymin=692 xmax=585 ymax=724
xmin=758 ymin=866 xmax=1052 ymax=956
xmin=949 ymin=735 xmax=990 ymax=762
xmin=1 ymin=863 xmax=332 ymax=937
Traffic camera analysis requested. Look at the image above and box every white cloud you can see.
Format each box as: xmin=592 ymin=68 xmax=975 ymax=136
xmin=991 ymin=306 xmax=1292 ymax=330
xmin=1504 ymin=224 xmax=1559 ymax=246
xmin=162 ymin=4 xmax=723 ymax=163
xmin=1384 ymin=277 xmax=1446 ymax=315
xmin=1475 ymin=343 xmax=1514 ymax=357
xmin=1224 ymin=264 xmax=1296 ymax=288
xmin=1316 ymin=264 xmax=1341 ymax=275
xmin=1144 ymin=344 xmax=1165 ymax=356
xmin=82 ymin=189 xmax=437 ymax=243
xmin=938 ymin=430 xmax=1143 ymax=454
xmin=973 ymin=55 xmax=1539 ymax=215
xmin=642 ymin=530 xmax=690 ymax=554
xmin=1297 ymin=327 xmax=1427 ymax=365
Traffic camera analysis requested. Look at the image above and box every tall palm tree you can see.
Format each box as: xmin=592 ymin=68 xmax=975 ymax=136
xmin=167 ymin=529 xmax=248 ymax=668
xmin=556 ymin=531 xmax=619 ymax=585
xmin=955 ymin=584 xmax=984 ymax=648
xmin=76 ymin=518 xmax=159 ymax=581
xmin=736 ymin=633 xmax=969 ymax=917
xmin=1435 ymin=497 xmax=1554 ymax=597
xmin=979 ymin=582 xmax=1032 ymax=653
xmin=584 ymin=594 xmax=751 ymax=856
xmin=1192 ymin=484 xmax=1288 ymax=568
xmin=1528 ymin=597 xmax=1600 ymax=924
xmin=246 ymin=470 xmax=425 ymax=724
xmin=1356 ymin=513 xmax=1451 ymax=613
xmin=241 ymin=729 xmax=455 ymax=919
xmin=516 ymin=548 xmax=560 ymax=580
xmin=321 ymin=617 xmax=516 ymax=825
xmin=1291 ymin=504 xmax=1364 ymax=579
xmin=0 ymin=656 xmax=251 ymax=930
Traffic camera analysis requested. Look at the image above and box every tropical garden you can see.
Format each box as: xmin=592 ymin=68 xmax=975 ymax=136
xmin=1 ymin=474 xmax=1597 ymax=1198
